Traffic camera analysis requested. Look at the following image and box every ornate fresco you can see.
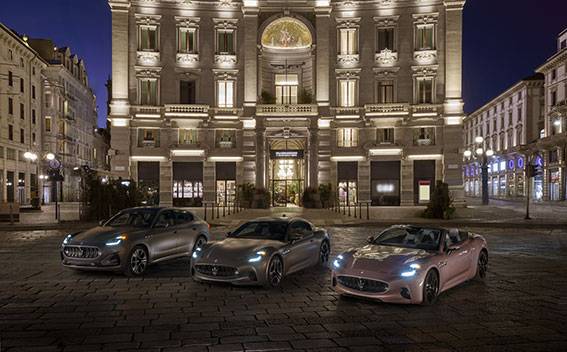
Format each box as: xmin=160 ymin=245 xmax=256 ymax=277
xmin=261 ymin=17 xmax=312 ymax=49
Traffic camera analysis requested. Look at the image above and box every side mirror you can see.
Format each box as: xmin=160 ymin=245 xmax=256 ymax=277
xmin=98 ymin=219 xmax=106 ymax=226
xmin=367 ymin=236 xmax=375 ymax=244
xmin=226 ymin=231 xmax=232 ymax=237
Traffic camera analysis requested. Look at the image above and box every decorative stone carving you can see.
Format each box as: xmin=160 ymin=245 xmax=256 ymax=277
xmin=337 ymin=54 xmax=360 ymax=66
xmin=137 ymin=51 xmax=160 ymax=66
xmin=414 ymin=50 xmax=437 ymax=65
xmin=214 ymin=54 xmax=237 ymax=65
xmin=375 ymin=49 xmax=398 ymax=67
xmin=176 ymin=53 xmax=199 ymax=66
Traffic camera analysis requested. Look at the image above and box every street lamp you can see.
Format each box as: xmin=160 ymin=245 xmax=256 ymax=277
xmin=464 ymin=136 xmax=494 ymax=205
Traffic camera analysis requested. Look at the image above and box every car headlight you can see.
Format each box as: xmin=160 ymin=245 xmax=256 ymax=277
xmin=248 ymin=250 xmax=267 ymax=263
xmin=192 ymin=247 xmax=203 ymax=259
xmin=62 ymin=234 xmax=73 ymax=245
xmin=401 ymin=263 xmax=421 ymax=277
xmin=106 ymin=234 xmax=127 ymax=247
xmin=333 ymin=254 xmax=345 ymax=269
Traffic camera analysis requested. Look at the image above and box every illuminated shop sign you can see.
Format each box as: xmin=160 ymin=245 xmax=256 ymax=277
xmin=535 ymin=155 xmax=543 ymax=167
xmin=376 ymin=183 xmax=395 ymax=193
xmin=418 ymin=180 xmax=431 ymax=203
xmin=517 ymin=157 xmax=524 ymax=169
xmin=270 ymin=150 xmax=304 ymax=159
xmin=499 ymin=161 xmax=506 ymax=172
xmin=508 ymin=159 xmax=515 ymax=171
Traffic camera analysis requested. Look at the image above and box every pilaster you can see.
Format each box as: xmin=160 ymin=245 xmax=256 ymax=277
xmin=400 ymin=159 xmax=414 ymax=206
xmin=308 ymin=118 xmax=319 ymax=187
xmin=443 ymin=0 xmax=465 ymax=124
xmin=255 ymin=118 xmax=266 ymax=188
xmin=159 ymin=161 xmax=172 ymax=207
xmin=243 ymin=6 xmax=259 ymax=114
xmin=316 ymin=7 xmax=332 ymax=109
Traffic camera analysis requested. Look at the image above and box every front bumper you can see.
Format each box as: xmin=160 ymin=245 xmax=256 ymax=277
xmin=331 ymin=269 xmax=427 ymax=304
xmin=191 ymin=261 xmax=268 ymax=286
xmin=60 ymin=245 xmax=127 ymax=272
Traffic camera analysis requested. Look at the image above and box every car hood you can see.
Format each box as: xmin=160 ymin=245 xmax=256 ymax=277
xmin=200 ymin=238 xmax=285 ymax=262
xmin=68 ymin=226 xmax=142 ymax=245
xmin=342 ymin=244 xmax=435 ymax=274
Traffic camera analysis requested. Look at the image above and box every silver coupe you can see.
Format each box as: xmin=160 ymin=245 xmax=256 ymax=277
xmin=191 ymin=217 xmax=331 ymax=287
xmin=60 ymin=207 xmax=210 ymax=276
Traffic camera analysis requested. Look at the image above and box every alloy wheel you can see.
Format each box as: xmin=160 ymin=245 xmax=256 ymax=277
xmin=320 ymin=241 xmax=330 ymax=264
xmin=477 ymin=251 xmax=488 ymax=279
xmin=423 ymin=270 xmax=439 ymax=305
xmin=267 ymin=256 xmax=283 ymax=287
xmin=130 ymin=247 xmax=148 ymax=275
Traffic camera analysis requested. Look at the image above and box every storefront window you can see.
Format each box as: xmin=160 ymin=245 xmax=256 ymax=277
xmin=338 ymin=181 xmax=357 ymax=206
xmin=549 ymin=170 xmax=561 ymax=201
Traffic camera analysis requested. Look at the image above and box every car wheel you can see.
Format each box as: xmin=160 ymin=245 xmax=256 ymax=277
xmin=476 ymin=250 xmax=488 ymax=280
xmin=422 ymin=270 xmax=439 ymax=305
xmin=319 ymin=241 xmax=330 ymax=266
xmin=266 ymin=255 xmax=283 ymax=288
xmin=125 ymin=245 xmax=148 ymax=277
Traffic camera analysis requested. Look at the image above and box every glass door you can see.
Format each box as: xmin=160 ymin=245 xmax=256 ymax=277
xmin=216 ymin=180 xmax=236 ymax=206
xmin=338 ymin=181 xmax=357 ymax=206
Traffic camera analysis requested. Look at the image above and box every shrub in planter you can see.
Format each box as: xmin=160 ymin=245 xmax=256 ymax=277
xmin=302 ymin=187 xmax=322 ymax=208
xmin=252 ymin=187 xmax=271 ymax=209
xmin=237 ymin=183 xmax=255 ymax=208
xmin=318 ymin=183 xmax=333 ymax=208
xmin=423 ymin=181 xmax=456 ymax=219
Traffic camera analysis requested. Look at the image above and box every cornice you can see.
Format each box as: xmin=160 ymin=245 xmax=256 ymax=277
xmin=536 ymin=49 xmax=567 ymax=73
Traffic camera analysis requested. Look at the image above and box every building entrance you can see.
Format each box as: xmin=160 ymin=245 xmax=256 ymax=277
xmin=269 ymin=139 xmax=305 ymax=207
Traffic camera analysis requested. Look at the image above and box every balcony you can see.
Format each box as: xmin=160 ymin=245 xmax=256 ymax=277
xmin=415 ymin=138 xmax=434 ymax=146
xmin=131 ymin=105 xmax=163 ymax=118
xmin=256 ymin=104 xmax=318 ymax=117
xmin=136 ymin=51 xmax=160 ymax=66
xmin=375 ymin=49 xmax=398 ymax=67
xmin=337 ymin=54 xmax=360 ymax=66
xmin=176 ymin=53 xmax=199 ymax=66
xmin=365 ymin=103 xmax=410 ymax=117
xmin=164 ymin=104 xmax=209 ymax=118
xmin=217 ymin=140 xmax=236 ymax=149
xmin=332 ymin=106 xmax=362 ymax=118
xmin=413 ymin=50 xmax=437 ymax=65
xmin=139 ymin=139 xmax=159 ymax=148
xmin=212 ymin=107 xmax=243 ymax=119
xmin=412 ymin=104 xmax=442 ymax=117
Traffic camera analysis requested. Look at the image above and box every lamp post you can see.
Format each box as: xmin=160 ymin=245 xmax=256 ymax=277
xmin=464 ymin=136 xmax=494 ymax=206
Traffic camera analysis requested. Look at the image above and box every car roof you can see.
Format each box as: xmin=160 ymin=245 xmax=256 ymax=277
xmin=246 ymin=216 xmax=309 ymax=224
xmin=390 ymin=224 xmax=450 ymax=232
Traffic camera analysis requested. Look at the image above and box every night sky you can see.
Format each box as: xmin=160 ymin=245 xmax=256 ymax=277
xmin=1 ymin=0 xmax=565 ymax=127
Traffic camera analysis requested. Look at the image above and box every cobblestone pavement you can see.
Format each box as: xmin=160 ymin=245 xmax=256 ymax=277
xmin=0 ymin=225 xmax=566 ymax=352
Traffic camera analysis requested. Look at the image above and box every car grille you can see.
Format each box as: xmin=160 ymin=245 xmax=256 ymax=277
xmin=337 ymin=276 xmax=389 ymax=293
xmin=194 ymin=264 xmax=237 ymax=277
xmin=63 ymin=246 xmax=100 ymax=259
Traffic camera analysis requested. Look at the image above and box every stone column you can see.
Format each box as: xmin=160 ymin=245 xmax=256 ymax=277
xmin=203 ymin=161 xmax=216 ymax=203
xmin=109 ymin=0 xmax=132 ymax=179
xmin=443 ymin=0 xmax=466 ymax=206
xmin=358 ymin=160 xmax=371 ymax=202
xmin=243 ymin=6 xmax=259 ymax=116
xmin=255 ymin=118 xmax=266 ymax=188
xmin=401 ymin=159 xmax=414 ymax=206
xmin=308 ymin=119 xmax=319 ymax=188
xmin=159 ymin=161 xmax=172 ymax=206
xmin=315 ymin=6 xmax=332 ymax=110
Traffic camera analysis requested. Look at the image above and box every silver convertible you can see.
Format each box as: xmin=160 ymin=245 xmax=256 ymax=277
xmin=60 ymin=207 xmax=210 ymax=276
xmin=191 ymin=217 xmax=331 ymax=287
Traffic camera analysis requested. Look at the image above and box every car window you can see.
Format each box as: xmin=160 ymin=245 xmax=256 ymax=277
xmin=106 ymin=209 xmax=157 ymax=228
xmin=374 ymin=227 xmax=442 ymax=251
xmin=154 ymin=211 xmax=175 ymax=228
xmin=229 ymin=221 xmax=288 ymax=241
xmin=289 ymin=221 xmax=312 ymax=238
xmin=447 ymin=229 xmax=467 ymax=246
xmin=174 ymin=211 xmax=194 ymax=225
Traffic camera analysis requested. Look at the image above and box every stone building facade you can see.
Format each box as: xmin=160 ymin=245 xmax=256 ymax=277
xmin=464 ymin=28 xmax=567 ymax=203
xmin=0 ymin=24 xmax=46 ymax=204
xmin=108 ymin=0 xmax=466 ymax=207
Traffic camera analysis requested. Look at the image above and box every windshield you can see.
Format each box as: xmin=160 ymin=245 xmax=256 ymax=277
xmin=229 ymin=221 xmax=288 ymax=241
xmin=373 ymin=227 xmax=442 ymax=251
xmin=105 ymin=209 xmax=158 ymax=228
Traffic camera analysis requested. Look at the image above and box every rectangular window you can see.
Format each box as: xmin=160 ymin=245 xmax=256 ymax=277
xmin=32 ymin=110 xmax=36 ymax=124
xmin=377 ymin=28 xmax=395 ymax=52
xmin=275 ymin=74 xmax=299 ymax=105
xmin=216 ymin=130 xmax=236 ymax=149
xmin=20 ymin=78 xmax=24 ymax=93
xmin=139 ymin=79 xmax=158 ymax=106
xmin=32 ymin=132 xmax=36 ymax=144
xmin=377 ymin=80 xmax=394 ymax=103
xmin=551 ymin=91 xmax=557 ymax=106
xmin=8 ymin=98 xmax=13 ymax=115
xmin=139 ymin=25 xmax=158 ymax=51
xmin=32 ymin=85 xmax=36 ymax=99
xmin=217 ymin=80 xmax=234 ymax=108
xmin=138 ymin=129 xmax=160 ymax=147
xmin=180 ymin=80 xmax=196 ymax=104
xmin=216 ymin=30 xmax=235 ymax=54
xmin=20 ymin=129 xmax=24 ymax=144
xmin=416 ymin=77 xmax=434 ymax=104
xmin=339 ymin=79 xmax=357 ymax=107
xmin=337 ymin=128 xmax=358 ymax=147
xmin=45 ymin=116 xmax=52 ymax=132
xmin=20 ymin=103 xmax=24 ymax=119
xmin=377 ymin=128 xmax=394 ymax=144
xmin=178 ymin=28 xmax=197 ymax=53
xmin=339 ymin=28 xmax=358 ymax=55
xmin=415 ymin=24 xmax=435 ymax=50
xmin=8 ymin=125 xmax=13 ymax=141
xmin=179 ymin=129 xmax=199 ymax=145
xmin=414 ymin=127 xmax=435 ymax=146
xmin=8 ymin=71 xmax=13 ymax=86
